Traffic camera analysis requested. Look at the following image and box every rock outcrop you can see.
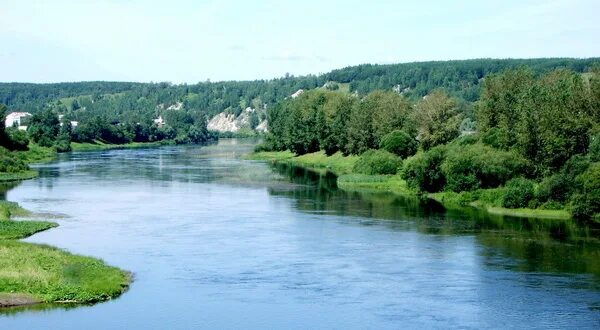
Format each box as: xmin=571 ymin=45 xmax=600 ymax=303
xmin=207 ymin=107 xmax=267 ymax=133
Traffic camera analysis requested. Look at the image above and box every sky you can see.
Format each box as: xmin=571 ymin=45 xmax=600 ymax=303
xmin=1 ymin=0 xmax=599 ymax=83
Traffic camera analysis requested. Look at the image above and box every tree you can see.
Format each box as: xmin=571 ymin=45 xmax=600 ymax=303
xmin=415 ymin=90 xmax=462 ymax=150
xmin=27 ymin=109 xmax=60 ymax=147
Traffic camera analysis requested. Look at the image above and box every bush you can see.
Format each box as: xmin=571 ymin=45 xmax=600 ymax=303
xmin=402 ymin=146 xmax=447 ymax=192
xmin=536 ymin=174 xmax=570 ymax=203
xmin=353 ymin=149 xmax=402 ymax=175
xmin=537 ymin=155 xmax=592 ymax=204
xmin=502 ymin=177 xmax=535 ymax=208
xmin=379 ymin=130 xmax=418 ymax=159
xmin=0 ymin=147 xmax=29 ymax=173
xmin=570 ymin=163 xmax=600 ymax=220
xmin=54 ymin=139 xmax=71 ymax=152
xmin=4 ymin=128 xmax=29 ymax=151
xmin=481 ymin=127 xmax=505 ymax=149
xmin=441 ymin=143 xmax=529 ymax=192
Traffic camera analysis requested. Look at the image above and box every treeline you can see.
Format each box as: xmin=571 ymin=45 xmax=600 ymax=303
xmin=258 ymin=66 xmax=600 ymax=220
xmin=1 ymin=104 xmax=215 ymax=153
xmin=262 ymin=88 xmax=466 ymax=156
xmin=328 ymin=58 xmax=599 ymax=100
xmin=2 ymin=58 xmax=596 ymax=122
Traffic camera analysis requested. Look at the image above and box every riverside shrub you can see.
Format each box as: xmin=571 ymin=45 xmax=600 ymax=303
xmin=441 ymin=143 xmax=529 ymax=192
xmin=353 ymin=149 xmax=402 ymax=175
xmin=502 ymin=177 xmax=535 ymax=208
xmin=402 ymin=146 xmax=447 ymax=192
xmin=0 ymin=147 xmax=29 ymax=173
xmin=379 ymin=130 xmax=418 ymax=159
xmin=571 ymin=163 xmax=600 ymax=220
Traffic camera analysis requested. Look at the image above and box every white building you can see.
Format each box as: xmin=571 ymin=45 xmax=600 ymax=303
xmin=5 ymin=112 xmax=32 ymax=129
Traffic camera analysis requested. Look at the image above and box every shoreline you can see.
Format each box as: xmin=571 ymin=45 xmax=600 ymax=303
xmin=246 ymin=151 xmax=573 ymax=221
xmin=0 ymin=202 xmax=132 ymax=309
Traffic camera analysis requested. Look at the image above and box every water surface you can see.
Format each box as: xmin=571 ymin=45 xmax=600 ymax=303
xmin=1 ymin=139 xmax=599 ymax=329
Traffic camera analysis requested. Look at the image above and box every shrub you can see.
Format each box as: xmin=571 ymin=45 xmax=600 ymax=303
xmin=536 ymin=174 xmax=570 ymax=203
xmin=481 ymin=127 xmax=505 ymax=149
xmin=537 ymin=155 xmax=592 ymax=204
xmin=353 ymin=149 xmax=402 ymax=175
xmin=0 ymin=147 xmax=29 ymax=173
xmin=402 ymin=146 xmax=447 ymax=192
xmin=54 ymin=139 xmax=72 ymax=152
xmin=379 ymin=130 xmax=418 ymax=159
xmin=4 ymin=128 xmax=30 ymax=151
xmin=570 ymin=163 xmax=600 ymax=220
xmin=502 ymin=177 xmax=535 ymax=208
xmin=441 ymin=143 xmax=529 ymax=192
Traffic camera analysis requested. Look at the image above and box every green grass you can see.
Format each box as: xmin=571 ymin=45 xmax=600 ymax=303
xmin=0 ymin=221 xmax=58 ymax=240
xmin=15 ymin=144 xmax=57 ymax=164
xmin=71 ymin=140 xmax=169 ymax=152
xmin=0 ymin=240 xmax=130 ymax=304
xmin=338 ymin=174 xmax=413 ymax=195
xmin=0 ymin=201 xmax=31 ymax=220
xmin=0 ymin=201 xmax=131 ymax=307
xmin=429 ymin=190 xmax=572 ymax=220
xmin=245 ymin=150 xmax=295 ymax=161
xmin=0 ymin=170 xmax=38 ymax=182
xmin=283 ymin=151 xmax=358 ymax=175
xmin=247 ymin=151 xmax=357 ymax=174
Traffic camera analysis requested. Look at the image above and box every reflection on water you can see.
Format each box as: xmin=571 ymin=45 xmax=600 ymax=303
xmin=1 ymin=139 xmax=599 ymax=329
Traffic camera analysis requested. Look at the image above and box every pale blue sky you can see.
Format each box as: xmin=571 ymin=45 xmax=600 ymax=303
xmin=1 ymin=0 xmax=598 ymax=83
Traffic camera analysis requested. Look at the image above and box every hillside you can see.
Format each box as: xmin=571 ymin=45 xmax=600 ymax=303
xmin=2 ymin=58 xmax=598 ymax=126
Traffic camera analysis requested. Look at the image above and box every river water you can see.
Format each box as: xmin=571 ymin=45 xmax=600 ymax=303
xmin=1 ymin=139 xmax=599 ymax=329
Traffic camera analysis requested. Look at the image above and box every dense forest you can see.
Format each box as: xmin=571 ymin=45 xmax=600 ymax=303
xmin=258 ymin=64 xmax=600 ymax=221
xmin=0 ymin=58 xmax=595 ymax=149
xmin=2 ymin=58 xmax=598 ymax=117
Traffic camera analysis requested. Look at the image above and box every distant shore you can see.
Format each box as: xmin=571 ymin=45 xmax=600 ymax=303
xmin=247 ymin=151 xmax=572 ymax=221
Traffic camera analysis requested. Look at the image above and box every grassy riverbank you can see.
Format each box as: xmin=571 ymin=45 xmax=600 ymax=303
xmin=0 ymin=201 xmax=131 ymax=308
xmin=71 ymin=140 xmax=170 ymax=152
xmin=248 ymin=151 xmax=574 ymax=220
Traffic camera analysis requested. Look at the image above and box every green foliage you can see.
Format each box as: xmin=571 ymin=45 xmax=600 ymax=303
xmin=569 ymin=162 xmax=600 ymax=220
xmin=4 ymin=128 xmax=29 ymax=151
xmin=590 ymin=133 xmax=600 ymax=162
xmin=55 ymin=120 xmax=72 ymax=152
xmin=441 ymin=143 xmax=530 ymax=192
xmin=0 ymin=220 xmax=58 ymax=240
xmin=347 ymin=91 xmax=413 ymax=155
xmin=502 ymin=177 xmax=535 ymax=209
xmin=478 ymin=68 xmax=597 ymax=173
xmin=379 ymin=130 xmax=417 ymax=159
xmin=353 ymin=149 xmax=402 ymax=175
xmin=27 ymin=109 xmax=60 ymax=147
xmin=415 ymin=90 xmax=462 ymax=150
xmin=0 ymin=147 xmax=29 ymax=173
xmin=402 ymin=146 xmax=447 ymax=192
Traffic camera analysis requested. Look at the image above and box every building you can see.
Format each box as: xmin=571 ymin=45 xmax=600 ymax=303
xmin=5 ymin=112 xmax=32 ymax=129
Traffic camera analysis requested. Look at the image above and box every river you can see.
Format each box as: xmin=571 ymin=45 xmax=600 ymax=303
xmin=1 ymin=139 xmax=599 ymax=329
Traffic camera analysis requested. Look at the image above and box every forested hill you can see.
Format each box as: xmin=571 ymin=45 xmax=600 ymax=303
xmin=327 ymin=58 xmax=599 ymax=101
xmin=1 ymin=58 xmax=597 ymax=117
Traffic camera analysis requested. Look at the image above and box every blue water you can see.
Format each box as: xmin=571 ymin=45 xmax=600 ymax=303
xmin=1 ymin=139 xmax=599 ymax=329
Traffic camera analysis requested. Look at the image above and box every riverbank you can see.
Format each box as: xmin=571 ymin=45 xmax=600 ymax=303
xmin=0 ymin=201 xmax=131 ymax=308
xmin=247 ymin=150 xmax=573 ymax=220
xmin=71 ymin=140 xmax=171 ymax=152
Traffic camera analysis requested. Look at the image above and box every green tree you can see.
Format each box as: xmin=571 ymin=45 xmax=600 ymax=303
xmin=415 ymin=90 xmax=462 ymax=150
